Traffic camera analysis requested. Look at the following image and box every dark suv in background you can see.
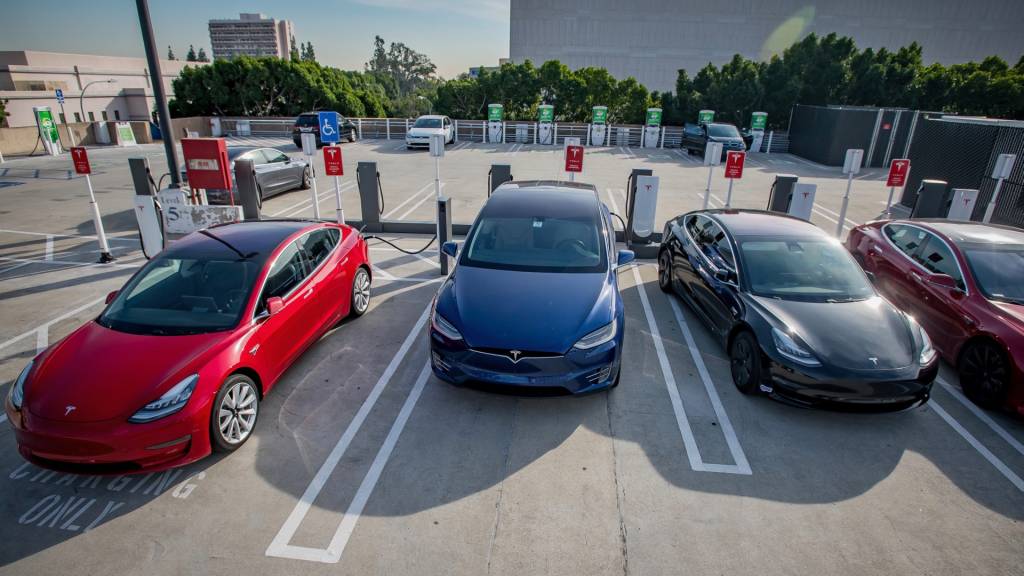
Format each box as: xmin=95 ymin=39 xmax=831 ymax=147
xmin=681 ymin=122 xmax=748 ymax=158
xmin=292 ymin=112 xmax=358 ymax=148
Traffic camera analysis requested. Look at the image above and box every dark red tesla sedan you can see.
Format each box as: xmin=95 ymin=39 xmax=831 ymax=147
xmin=847 ymin=219 xmax=1024 ymax=414
xmin=5 ymin=220 xmax=372 ymax=473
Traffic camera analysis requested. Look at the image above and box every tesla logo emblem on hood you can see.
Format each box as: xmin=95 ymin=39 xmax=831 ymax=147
xmin=64 ymin=405 xmax=76 ymax=416
xmin=868 ymin=357 xmax=879 ymax=367
xmin=508 ymin=350 xmax=522 ymax=363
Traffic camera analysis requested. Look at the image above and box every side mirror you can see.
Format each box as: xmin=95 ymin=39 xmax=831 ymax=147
xmin=266 ymin=296 xmax=284 ymax=316
xmin=616 ymin=249 xmax=635 ymax=268
xmin=441 ymin=241 xmax=459 ymax=258
xmin=928 ymin=273 xmax=957 ymax=290
xmin=105 ymin=290 xmax=118 ymax=304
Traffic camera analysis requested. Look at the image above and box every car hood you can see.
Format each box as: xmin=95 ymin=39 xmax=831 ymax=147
xmin=26 ymin=321 xmax=225 ymax=423
xmin=407 ymin=127 xmax=444 ymax=137
xmin=992 ymin=301 xmax=1024 ymax=330
xmin=747 ymin=295 xmax=915 ymax=371
xmin=440 ymin=265 xmax=613 ymax=353
xmin=710 ymin=136 xmax=745 ymax=146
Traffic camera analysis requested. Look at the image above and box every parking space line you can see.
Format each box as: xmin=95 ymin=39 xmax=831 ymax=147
xmin=381 ymin=182 xmax=433 ymax=220
xmin=0 ymin=296 xmax=106 ymax=353
xmin=266 ymin=305 xmax=431 ymax=562
xmin=396 ymin=183 xmax=445 ymax=220
xmin=666 ymin=296 xmax=751 ymax=474
xmin=604 ymin=188 xmax=621 ymax=215
xmin=930 ymin=400 xmax=1024 ymax=493
xmin=937 ymin=378 xmax=1024 ymax=458
xmin=270 ymin=181 xmax=356 ymax=218
xmin=0 ymin=228 xmax=138 ymax=243
xmin=44 ymin=235 xmax=54 ymax=261
xmin=0 ymin=255 xmax=139 ymax=270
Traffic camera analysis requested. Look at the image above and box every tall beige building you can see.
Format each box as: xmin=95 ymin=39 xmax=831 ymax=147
xmin=208 ymin=13 xmax=295 ymax=61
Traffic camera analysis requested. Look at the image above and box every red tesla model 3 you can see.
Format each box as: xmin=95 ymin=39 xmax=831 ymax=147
xmin=5 ymin=220 xmax=372 ymax=473
xmin=847 ymin=219 xmax=1024 ymax=414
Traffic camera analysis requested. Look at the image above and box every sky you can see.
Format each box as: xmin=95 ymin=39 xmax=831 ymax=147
xmin=0 ymin=0 xmax=510 ymax=78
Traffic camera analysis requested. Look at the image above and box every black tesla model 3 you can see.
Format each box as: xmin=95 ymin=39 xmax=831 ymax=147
xmin=658 ymin=209 xmax=938 ymax=410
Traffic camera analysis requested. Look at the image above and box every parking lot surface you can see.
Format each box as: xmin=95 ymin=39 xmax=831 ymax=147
xmin=1 ymin=140 xmax=1023 ymax=575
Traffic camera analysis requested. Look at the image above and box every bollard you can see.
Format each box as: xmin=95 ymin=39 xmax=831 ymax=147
xmin=437 ymin=196 xmax=453 ymax=275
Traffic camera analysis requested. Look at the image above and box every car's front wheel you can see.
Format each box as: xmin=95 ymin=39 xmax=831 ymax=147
xmin=211 ymin=374 xmax=260 ymax=452
xmin=658 ymin=249 xmax=672 ymax=292
xmin=730 ymin=331 xmax=763 ymax=395
xmin=958 ymin=341 xmax=1010 ymax=408
xmin=300 ymin=166 xmax=312 ymax=190
xmin=350 ymin=267 xmax=371 ymax=317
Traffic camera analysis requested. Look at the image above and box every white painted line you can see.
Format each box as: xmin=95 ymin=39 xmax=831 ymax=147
xmin=937 ymin=377 xmax=1024 ymax=458
xmin=784 ymin=155 xmax=829 ymax=170
xmin=370 ymin=264 xmax=398 ymax=281
xmin=0 ymin=296 xmax=106 ymax=353
xmin=931 ymin=400 xmax=1024 ymax=493
xmin=35 ymin=327 xmax=48 ymax=355
xmin=0 ymin=228 xmax=138 ymax=243
xmin=269 ymin=181 xmax=356 ymax=218
xmin=266 ymin=305 xmax=431 ymax=561
xmin=631 ymin=265 xmax=704 ymax=472
xmin=0 ymin=261 xmax=33 ymax=276
xmin=0 ymin=256 xmax=139 ymax=270
xmin=666 ymin=296 xmax=751 ymax=474
xmin=604 ymin=188 xmax=621 ymax=215
xmin=44 ymin=235 xmax=54 ymax=261
xmin=381 ymin=182 xmax=434 ymax=220
xmin=396 ymin=183 xmax=445 ymax=220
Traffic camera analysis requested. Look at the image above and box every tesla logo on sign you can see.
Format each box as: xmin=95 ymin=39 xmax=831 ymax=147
xmin=323 ymin=146 xmax=344 ymax=176
xmin=508 ymin=350 xmax=522 ymax=362
xmin=565 ymin=145 xmax=584 ymax=172
xmin=188 ymin=158 xmax=220 ymax=171
xmin=724 ymin=151 xmax=745 ymax=179
xmin=64 ymin=405 xmax=76 ymax=416
xmin=887 ymin=159 xmax=910 ymax=187
xmin=70 ymin=147 xmax=91 ymax=174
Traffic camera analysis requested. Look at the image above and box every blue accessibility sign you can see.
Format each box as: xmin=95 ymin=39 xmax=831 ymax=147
xmin=318 ymin=111 xmax=340 ymax=144
xmin=55 ymin=89 xmax=64 ymax=104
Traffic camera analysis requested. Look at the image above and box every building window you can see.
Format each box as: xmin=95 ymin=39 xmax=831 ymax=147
xmin=101 ymin=111 xmax=108 ymax=121
xmin=88 ymin=112 xmax=95 ymax=122
xmin=74 ymin=112 xmax=82 ymax=123
xmin=114 ymin=110 xmax=121 ymax=120
xmin=59 ymin=113 xmax=66 ymax=124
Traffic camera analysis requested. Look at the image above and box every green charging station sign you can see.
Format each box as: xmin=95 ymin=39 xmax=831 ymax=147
xmin=646 ymin=108 xmax=662 ymax=126
xmin=592 ymin=107 xmax=607 ymax=125
xmin=35 ymin=108 xmax=59 ymax=143
xmin=751 ymin=112 xmax=767 ymax=131
xmin=488 ymin=104 xmax=503 ymax=122
xmin=698 ymin=110 xmax=715 ymax=124
xmin=538 ymin=105 xmax=554 ymax=123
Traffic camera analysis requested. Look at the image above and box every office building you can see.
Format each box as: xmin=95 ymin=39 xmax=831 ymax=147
xmin=209 ymin=13 xmax=294 ymax=61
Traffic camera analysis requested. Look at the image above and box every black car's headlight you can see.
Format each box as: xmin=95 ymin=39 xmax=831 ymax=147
xmin=129 ymin=374 xmax=198 ymax=423
xmin=771 ymin=328 xmax=821 ymax=367
xmin=9 ymin=360 xmax=33 ymax=410
xmin=573 ymin=319 xmax=618 ymax=350
xmin=431 ymin=308 xmax=463 ymax=341
xmin=909 ymin=318 xmax=937 ymax=365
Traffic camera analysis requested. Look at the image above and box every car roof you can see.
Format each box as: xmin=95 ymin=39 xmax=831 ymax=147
xmin=416 ymin=114 xmax=445 ymax=120
xmin=166 ymin=220 xmax=315 ymax=260
xmin=486 ymin=181 xmax=600 ymax=218
xmin=227 ymin=147 xmax=258 ymax=159
xmin=901 ymin=219 xmax=1024 ymax=246
xmin=702 ymin=209 xmax=828 ymax=238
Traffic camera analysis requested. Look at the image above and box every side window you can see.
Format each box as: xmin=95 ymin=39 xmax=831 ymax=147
xmin=265 ymin=150 xmax=288 ymax=163
xmin=704 ymin=221 xmax=735 ymax=270
xmin=684 ymin=214 xmax=705 ymax=242
xmin=884 ymin=224 xmax=927 ymax=257
xmin=245 ymin=151 xmax=268 ymax=166
xmin=300 ymin=229 xmax=340 ymax=270
xmin=257 ymin=241 xmax=310 ymax=313
xmin=916 ymin=234 xmax=965 ymax=289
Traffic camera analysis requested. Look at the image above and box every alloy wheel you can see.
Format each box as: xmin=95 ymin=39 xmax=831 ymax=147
xmin=658 ymin=250 xmax=671 ymax=291
xmin=959 ymin=342 xmax=1009 ymax=407
xmin=352 ymin=268 xmax=371 ymax=316
xmin=218 ymin=381 xmax=258 ymax=445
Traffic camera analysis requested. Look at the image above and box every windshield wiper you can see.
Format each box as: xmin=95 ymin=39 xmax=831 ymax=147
xmin=199 ymin=229 xmax=258 ymax=259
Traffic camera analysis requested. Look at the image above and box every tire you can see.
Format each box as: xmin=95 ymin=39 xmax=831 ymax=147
xmin=350 ymin=267 xmax=371 ymax=317
xmin=729 ymin=331 xmax=763 ymax=395
xmin=348 ymin=128 xmax=357 ymax=143
xmin=958 ymin=341 xmax=1010 ymax=408
xmin=657 ymin=249 xmax=672 ymax=292
xmin=256 ymin=185 xmax=263 ymax=209
xmin=300 ymin=167 xmax=311 ymax=190
xmin=211 ymin=374 xmax=260 ymax=453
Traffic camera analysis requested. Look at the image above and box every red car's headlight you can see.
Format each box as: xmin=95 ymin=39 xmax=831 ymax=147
xmin=129 ymin=374 xmax=198 ymax=423
xmin=9 ymin=360 xmax=33 ymax=410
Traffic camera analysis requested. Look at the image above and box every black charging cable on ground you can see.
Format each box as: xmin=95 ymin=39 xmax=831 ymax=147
xmin=609 ymin=212 xmax=627 ymax=233
xmin=363 ymin=234 xmax=438 ymax=255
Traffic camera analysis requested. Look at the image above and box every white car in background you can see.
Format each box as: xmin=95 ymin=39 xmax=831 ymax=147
xmin=406 ymin=115 xmax=454 ymax=149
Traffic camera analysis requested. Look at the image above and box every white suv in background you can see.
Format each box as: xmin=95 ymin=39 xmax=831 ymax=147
xmin=406 ymin=115 xmax=454 ymax=149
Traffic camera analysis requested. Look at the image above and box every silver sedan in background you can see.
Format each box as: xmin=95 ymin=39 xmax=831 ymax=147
xmin=181 ymin=147 xmax=311 ymax=206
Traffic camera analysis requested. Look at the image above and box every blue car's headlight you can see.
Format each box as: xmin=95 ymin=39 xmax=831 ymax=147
xmin=771 ymin=328 xmax=821 ymax=367
xmin=9 ymin=360 xmax=33 ymax=410
xmin=573 ymin=319 xmax=617 ymax=350
xmin=129 ymin=374 xmax=198 ymax=423
xmin=431 ymin=309 xmax=463 ymax=341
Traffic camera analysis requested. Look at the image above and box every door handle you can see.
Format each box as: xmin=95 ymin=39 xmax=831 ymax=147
xmin=302 ymin=287 xmax=314 ymax=299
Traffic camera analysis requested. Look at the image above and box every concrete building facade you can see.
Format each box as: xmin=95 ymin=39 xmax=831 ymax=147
xmin=509 ymin=0 xmax=1024 ymax=92
xmin=0 ymin=51 xmax=203 ymax=128
xmin=208 ymin=13 xmax=294 ymax=61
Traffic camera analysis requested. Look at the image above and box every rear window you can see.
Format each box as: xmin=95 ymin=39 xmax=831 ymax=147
xmin=295 ymin=115 xmax=317 ymax=127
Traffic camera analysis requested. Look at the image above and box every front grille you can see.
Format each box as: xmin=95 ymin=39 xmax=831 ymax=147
xmin=586 ymin=365 xmax=613 ymax=383
xmin=473 ymin=348 xmax=563 ymax=361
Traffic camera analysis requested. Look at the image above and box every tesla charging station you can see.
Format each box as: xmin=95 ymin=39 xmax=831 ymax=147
xmin=128 ymin=157 xmax=164 ymax=258
xmin=911 ymin=180 xmax=952 ymax=218
xmin=487 ymin=104 xmax=504 ymax=143
xmin=766 ymin=174 xmax=815 ymax=220
xmin=837 ymin=148 xmax=863 ymax=237
xmin=33 ymin=106 xmax=62 ymax=156
xmin=537 ymin=105 xmax=554 ymax=145
xmin=984 ymin=153 xmax=1016 ymax=223
xmin=590 ymin=106 xmax=608 ymax=146
xmin=948 ymin=189 xmax=979 ymax=220
xmin=642 ymin=108 xmax=662 ymax=148
xmin=625 ymin=171 xmax=659 ymax=258
xmin=750 ymin=112 xmax=767 ymax=153
xmin=702 ymin=141 xmax=724 ymax=208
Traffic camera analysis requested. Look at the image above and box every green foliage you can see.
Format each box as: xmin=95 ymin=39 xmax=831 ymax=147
xmin=186 ymin=45 xmax=197 ymax=63
xmin=365 ymin=35 xmax=436 ymax=98
xmin=289 ymin=36 xmax=300 ymax=61
xmin=167 ymin=46 xmax=176 ymax=61
xmin=0 ymin=98 xmax=9 ymax=128
xmin=301 ymin=42 xmax=316 ymax=63
xmin=197 ymin=48 xmax=209 ymax=63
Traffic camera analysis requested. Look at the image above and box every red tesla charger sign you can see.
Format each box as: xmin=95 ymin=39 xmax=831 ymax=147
xmin=724 ymin=151 xmax=745 ymax=179
xmin=181 ymin=138 xmax=232 ymax=190
xmin=70 ymin=147 xmax=90 ymax=174
xmin=323 ymin=146 xmax=344 ymax=176
xmin=565 ymin=145 xmax=584 ymax=172
xmin=887 ymin=159 xmax=910 ymax=187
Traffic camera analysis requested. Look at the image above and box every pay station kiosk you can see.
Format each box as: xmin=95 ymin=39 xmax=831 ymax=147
xmin=750 ymin=112 xmax=767 ymax=153
xmin=642 ymin=108 xmax=662 ymax=148
xmin=537 ymin=104 xmax=554 ymax=145
xmin=590 ymin=106 xmax=608 ymax=146
xmin=487 ymin=103 xmax=504 ymax=143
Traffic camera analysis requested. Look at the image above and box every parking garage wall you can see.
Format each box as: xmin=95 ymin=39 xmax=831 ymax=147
xmin=789 ymin=104 xmax=919 ymax=168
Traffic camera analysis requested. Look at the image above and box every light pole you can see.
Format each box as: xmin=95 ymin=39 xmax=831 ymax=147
xmin=417 ymin=95 xmax=432 ymax=115
xmin=80 ymin=79 xmax=117 ymax=125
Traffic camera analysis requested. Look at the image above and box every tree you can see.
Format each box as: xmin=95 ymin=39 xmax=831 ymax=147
xmin=167 ymin=46 xmax=176 ymax=60
xmin=290 ymin=36 xmax=300 ymax=61
xmin=301 ymin=42 xmax=317 ymax=63
xmin=197 ymin=47 xmax=209 ymax=62
xmin=0 ymin=98 xmax=9 ymax=128
xmin=186 ymin=45 xmax=197 ymax=62
xmin=365 ymin=36 xmax=436 ymax=97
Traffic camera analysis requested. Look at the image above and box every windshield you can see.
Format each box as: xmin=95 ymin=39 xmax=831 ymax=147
xmin=740 ymin=238 xmax=874 ymax=302
xmin=708 ymin=124 xmax=740 ymax=138
xmin=98 ymin=256 xmax=260 ymax=335
xmin=963 ymin=244 xmax=1024 ymax=304
xmin=461 ymin=214 xmax=607 ymax=273
xmin=295 ymin=115 xmax=318 ymax=127
xmin=413 ymin=118 xmax=442 ymax=128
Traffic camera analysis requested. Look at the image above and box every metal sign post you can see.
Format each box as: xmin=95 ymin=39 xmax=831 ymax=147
xmin=838 ymin=149 xmax=864 ymax=237
xmin=71 ymin=147 xmax=114 ymax=262
xmin=301 ymin=133 xmax=321 ymax=219
xmin=323 ymin=146 xmax=344 ymax=223
xmin=984 ymin=153 xmax=1016 ymax=223
xmin=56 ymin=89 xmax=74 ymax=146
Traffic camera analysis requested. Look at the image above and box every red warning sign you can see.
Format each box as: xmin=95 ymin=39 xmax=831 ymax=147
xmin=565 ymin=145 xmax=584 ymax=173
xmin=886 ymin=159 xmax=910 ymax=187
xmin=70 ymin=147 xmax=91 ymax=174
xmin=323 ymin=146 xmax=344 ymax=176
xmin=724 ymin=151 xmax=745 ymax=179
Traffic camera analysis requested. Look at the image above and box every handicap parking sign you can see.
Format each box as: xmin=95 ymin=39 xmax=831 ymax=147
xmin=55 ymin=89 xmax=64 ymax=104
xmin=318 ymin=111 xmax=340 ymax=144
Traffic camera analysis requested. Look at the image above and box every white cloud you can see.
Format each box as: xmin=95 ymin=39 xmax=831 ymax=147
xmin=351 ymin=0 xmax=510 ymax=22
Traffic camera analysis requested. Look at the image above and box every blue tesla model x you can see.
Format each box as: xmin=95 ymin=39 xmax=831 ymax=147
xmin=429 ymin=181 xmax=635 ymax=393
